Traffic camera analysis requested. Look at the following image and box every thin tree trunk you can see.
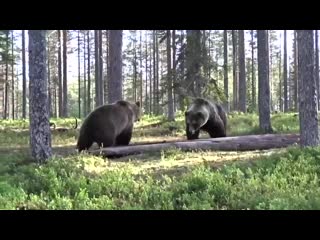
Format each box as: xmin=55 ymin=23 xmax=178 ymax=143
xmin=94 ymin=30 xmax=100 ymax=107
xmin=153 ymin=30 xmax=156 ymax=113
xmin=62 ymin=30 xmax=68 ymax=117
xmin=139 ymin=30 xmax=143 ymax=109
xmin=149 ymin=33 xmax=152 ymax=114
xmin=11 ymin=31 xmax=15 ymax=119
xmin=28 ymin=30 xmax=52 ymax=163
xmin=294 ymin=30 xmax=298 ymax=111
xmin=99 ymin=30 xmax=104 ymax=105
xmin=167 ymin=30 xmax=174 ymax=121
xmin=47 ymin=35 xmax=52 ymax=118
xmin=232 ymin=30 xmax=238 ymax=111
xmin=257 ymin=30 xmax=273 ymax=133
xmin=283 ymin=30 xmax=288 ymax=112
xmin=279 ymin=51 xmax=283 ymax=112
xmin=78 ymin=30 xmax=81 ymax=118
xmin=105 ymin=30 xmax=109 ymax=103
xmin=297 ymin=30 xmax=319 ymax=147
xmin=315 ymin=30 xmax=319 ymax=110
xmin=133 ymin=32 xmax=137 ymax=103
xmin=22 ymin=30 xmax=27 ymax=119
xmin=172 ymin=30 xmax=177 ymax=112
xmin=251 ymin=30 xmax=256 ymax=112
xmin=145 ymin=31 xmax=148 ymax=111
xmin=83 ymin=31 xmax=87 ymax=116
xmin=87 ymin=31 xmax=91 ymax=113
xmin=58 ymin=30 xmax=63 ymax=117
xmin=238 ymin=30 xmax=246 ymax=113
xmin=4 ymin=31 xmax=9 ymax=119
xmin=223 ymin=30 xmax=229 ymax=112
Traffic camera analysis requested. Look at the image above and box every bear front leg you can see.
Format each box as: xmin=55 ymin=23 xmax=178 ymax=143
xmin=186 ymin=124 xmax=200 ymax=140
xmin=115 ymin=126 xmax=133 ymax=146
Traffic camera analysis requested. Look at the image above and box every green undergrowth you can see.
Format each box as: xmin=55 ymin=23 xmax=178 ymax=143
xmin=1 ymin=146 xmax=320 ymax=209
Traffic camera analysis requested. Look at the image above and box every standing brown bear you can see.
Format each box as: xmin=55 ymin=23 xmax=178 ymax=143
xmin=77 ymin=100 xmax=141 ymax=152
xmin=185 ymin=98 xmax=227 ymax=140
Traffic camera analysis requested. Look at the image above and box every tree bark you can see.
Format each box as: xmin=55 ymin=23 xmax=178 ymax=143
xmin=62 ymin=30 xmax=68 ymax=117
xmin=167 ymin=30 xmax=174 ymax=121
xmin=78 ymin=30 xmax=81 ymax=118
xmin=108 ymin=30 xmax=123 ymax=103
xmin=28 ymin=30 xmax=52 ymax=163
xmin=232 ymin=30 xmax=238 ymax=111
xmin=251 ymin=30 xmax=256 ymax=112
xmin=297 ymin=30 xmax=319 ymax=147
xmin=257 ymin=30 xmax=273 ymax=133
xmin=238 ymin=30 xmax=246 ymax=113
xmin=315 ymin=30 xmax=319 ymax=110
xmin=22 ymin=30 xmax=27 ymax=119
xmin=58 ymin=30 xmax=63 ymax=117
xmin=87 ymin=31 xmax=91 ymax=113
xmin=11 ymin=31 xmax=15 ymax=119
xmin=90 ymin=133 xmax=300 ymax=158
xmin=223 ymin=30 xmax=229 ymax=112
xmin=283 ymin=30 xmax=288 ymax=112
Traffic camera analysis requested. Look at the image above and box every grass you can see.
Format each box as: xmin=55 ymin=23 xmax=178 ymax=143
xmin=0 ymin=111 xmax=319 ymax=210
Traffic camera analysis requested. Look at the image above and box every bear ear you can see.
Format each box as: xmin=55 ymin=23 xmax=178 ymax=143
xmin=135 ymin=101 xmax=140 ymax=107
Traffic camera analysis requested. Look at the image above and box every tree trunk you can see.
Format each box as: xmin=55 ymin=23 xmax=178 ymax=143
xmin=145 ymin=31 xmax=148 ymax=111
xmin=238 ymin=30 xmax=246 ymax=113
xmin=47 ymin=35 xmax=52 ymax=118
xmin=62 ymin=30 xmax=68 ymax=117
xmin=87 ymin=30 xmax=91 ymax=113
xmin=94 ymin=30 xmax=100 ymax=107
xmin=251 ymin=30 xmax=256 ymax=112
xmin=293 ymin=30 xmax=298 ymax=111
xmin=28 ymin=30 xmax=52 ymax=163
xmin=172 ymin=30 xmax=177 ymax=112
xmin=108 ymin=30 xmax=123 ymax=103
xmin=87 ymin=31 xmax=91 ymax=113
xmin=58 ymin=30 xmax=63 ymax=117
xmin=167 ymin=30 xmax=174 ymax=121
xmin=90 ymin=133 xmax=300 ymax=158
xmin=156 ymin=30 xmax=160 ymax=113
xmin=257 ymin=30 xmax=273 ymax=133
xmin=105 ymin=30 xmax=109 ymax=103
xmin=22 ymin=30 xmax=27 ymax=119
xmin=149 ymin=33 xmax=152 ymax=113
xmin=139 ymin=30 xmax=143 ymax=108
xmin=4 ymin=31 xmax=9 ymax=119
xmin=152 ymin=30 xmax=156 ymax=113
xmin=315 ymin=30 xmax=319 ymax=110
xmin=133 ymin=31 xmax=137 ymax=103
xmin=283 ymin=30 xmax=288 ymax=112
xmin=77 ymin=30 xmax=81 ymax=118
xmin=83 ymin=31 xmax=87 ymax=116
xmin=98 ymin=30 xmax=104 ymax=105
xmin=232 ymin=30 xmax=238 ymax=111
xmin=223 ymin=30 xmax=229 ymax=112
xmin=278 ymin=51 xmax=283 ymax=112
xmin=11 ymin=31 xmax=15 ymax=119
xmin=297 ymin=30 xmax=319 ymax=147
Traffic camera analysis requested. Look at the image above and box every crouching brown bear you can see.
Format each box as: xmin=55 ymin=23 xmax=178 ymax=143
xmin=77 ymin=100 xmax=141 ymax=152
xmin=185 ymin=98 xmax=227 ymax=140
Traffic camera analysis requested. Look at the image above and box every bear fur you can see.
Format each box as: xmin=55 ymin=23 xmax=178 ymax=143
xmin=77 ymin=100 xmax=141 ymax=152
xmin=185 ymin=98 xmax=227 ymax=140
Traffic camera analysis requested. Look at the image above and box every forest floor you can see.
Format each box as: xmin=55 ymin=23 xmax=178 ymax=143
xmin=1 ymin=112 xmax=320 ymax=210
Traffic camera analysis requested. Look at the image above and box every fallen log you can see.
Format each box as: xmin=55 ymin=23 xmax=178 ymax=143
xmin=89 ymin=133 xmax=300 ymax=158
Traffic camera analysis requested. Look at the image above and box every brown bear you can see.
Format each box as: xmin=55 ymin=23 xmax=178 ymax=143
xmin=77 ymin=100 xmax=141 ymax=152
xmin=185 ymin=98 xmax=227 ymax=140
